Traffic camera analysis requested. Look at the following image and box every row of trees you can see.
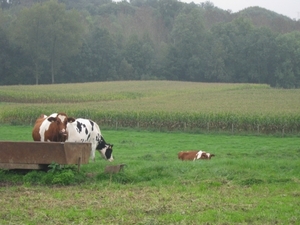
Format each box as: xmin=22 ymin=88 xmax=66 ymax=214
xmin=1 ymin=0 xmax=300 ymax=88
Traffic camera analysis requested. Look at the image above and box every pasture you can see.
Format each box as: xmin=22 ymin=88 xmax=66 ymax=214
xmin=0 ymin=125 xmax=300 ymax=224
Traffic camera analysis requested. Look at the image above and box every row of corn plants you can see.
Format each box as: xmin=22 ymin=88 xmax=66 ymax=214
xmin=1 ymin=109 xmax=300 ymax=135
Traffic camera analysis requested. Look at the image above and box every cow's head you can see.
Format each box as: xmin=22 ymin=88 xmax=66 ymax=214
xmin=207 ymin=153 xmax=215 ymax=159
xmin=96 ymin=136 xmax=114 ymax=162
xmin=47 ymin=112 xmax=75 ymax=141
xmin=196 ymin=150 xmax=205 ymax=160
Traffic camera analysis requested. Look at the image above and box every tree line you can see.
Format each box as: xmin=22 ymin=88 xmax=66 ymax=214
xmin=1 ymin=0 xmax=300 ymax=88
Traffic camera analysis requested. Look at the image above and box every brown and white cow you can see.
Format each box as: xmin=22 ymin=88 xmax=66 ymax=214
xmin=178 ymin=150 xmax=215 ymax=161
xmin=32 ymin=113 xmax=75 ymax=142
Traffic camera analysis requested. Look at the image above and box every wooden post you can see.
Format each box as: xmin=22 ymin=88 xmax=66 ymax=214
xmin=109 ymin=173 xmax=112 ymax=186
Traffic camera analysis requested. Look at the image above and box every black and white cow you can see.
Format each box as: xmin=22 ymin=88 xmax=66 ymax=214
xmin=66 ymin=118 xmax=114 ymax=162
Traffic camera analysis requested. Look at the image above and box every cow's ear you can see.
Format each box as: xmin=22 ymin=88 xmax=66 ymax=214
xmin=47 ymin=117 xmax=56 ymax=122
xmin=68 ymin=117 xmax=76 ymax=122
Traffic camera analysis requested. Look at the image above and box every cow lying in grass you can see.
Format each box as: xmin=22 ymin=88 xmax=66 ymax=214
xmin=178 ymin=150 xmax=215 ymax=161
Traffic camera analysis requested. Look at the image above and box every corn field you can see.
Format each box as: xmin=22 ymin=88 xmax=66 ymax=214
xmin=1 ymin=81 xmax=300 ymax=135
xmin=1 ymin=109 xmax=300 ymax=135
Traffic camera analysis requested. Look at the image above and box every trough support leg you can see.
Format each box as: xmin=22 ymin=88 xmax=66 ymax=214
xmin=109 ymin=173 xmax=112 ymax=186
xmin=77 ymin=157 xmax=81 ymax=172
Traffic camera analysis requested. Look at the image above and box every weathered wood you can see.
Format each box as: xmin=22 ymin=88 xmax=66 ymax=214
xmin=0 ymin=141 xmax=91 ymax=170
xmin=104 ymin=164 xmax=126 ymax=174
xmin=0 ymin=163 xmax=47 ymax=170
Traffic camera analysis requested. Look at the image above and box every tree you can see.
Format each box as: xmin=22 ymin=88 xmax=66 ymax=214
xmin=167 ymin=6 xmax=207 ymax=81
xmin=9 ymin=0 xmax=84 ymax=84
xmin=118 ymin=58 xmax=134 ymax=80
xmin=157 ymin=0 xmax=183 ymax=31
xmin=123 ymin=34 xmax=145 ymax=80
xmin=210 ymin=18 xmax=256 ymax=83
xmin=44 ymin=1 xmax=84 ymax=84
xmin=244 ymin=27 xmax=277 ymax=84
xmin=9 ymin=3 xmax=49 ymax=84
xmin=274 ymin=31 xmax=300 ymax=88
xmin=204 ymin=34 xmax=228 ymax=82
xmin=87 ymin=27 xmax=118 ymax=81
xmin=0 ymin=10 xmax=10 ymax=84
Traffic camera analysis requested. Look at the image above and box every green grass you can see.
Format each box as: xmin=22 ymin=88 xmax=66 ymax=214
xmin=0 ymin=125 xmax=300 ymax=224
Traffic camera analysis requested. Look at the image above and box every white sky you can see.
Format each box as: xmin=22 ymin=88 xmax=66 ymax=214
xmin=183 ymin=0 xmax=300 ymax=20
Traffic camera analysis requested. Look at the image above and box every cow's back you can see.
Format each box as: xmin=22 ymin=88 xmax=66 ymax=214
xmin=178 ymin=151 xmax=198 ymax=161
xmin=66 ymin=118 xmax=101 ymax=146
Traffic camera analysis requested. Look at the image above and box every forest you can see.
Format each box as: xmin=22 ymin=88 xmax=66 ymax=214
xmin=1 ymin=0 xmax=300 ymax=88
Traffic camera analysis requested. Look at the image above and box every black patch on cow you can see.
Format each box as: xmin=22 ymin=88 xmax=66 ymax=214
xmin=89 ymin=120 xmax=94 ymax=131
xmin=87 ymin=133 xmax=90 ymax=141
xmin=76 ymin=121 xmax=82 ymax=132
xmin=76 ymin=121 xmax=89 ymax=135
xmin=96 ymin=136 xmax=107 ymax=150
xmin=105 ymin=147 xmax=113 ymax=159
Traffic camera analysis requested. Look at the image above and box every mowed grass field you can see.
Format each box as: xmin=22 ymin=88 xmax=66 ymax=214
xmin=0 ymin=81 xmax=300 ymax=224
xmin=0 ymin=126 xmax=300 ymax=224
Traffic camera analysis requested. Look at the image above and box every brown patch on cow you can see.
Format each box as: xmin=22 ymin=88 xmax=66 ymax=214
xmin=104 ymin=164 xmax=126 ymax=174
xmin=178 ymin=151 xmax=215 ymax=161
xmin=32 ymin=116 xmax=47 ymax=141
xmin=178 ymin=151 xmax=198 ymax=161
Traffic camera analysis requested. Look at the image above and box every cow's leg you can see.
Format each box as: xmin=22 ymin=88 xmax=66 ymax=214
xmin=91 ymin=143 xmax=97 ymax=162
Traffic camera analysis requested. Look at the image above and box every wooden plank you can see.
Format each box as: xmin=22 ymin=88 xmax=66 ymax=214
xmin=64 ymin=142 xmax=90 ymax=164
xmin=0 ymin=141 xmax=91 ymax=170
xmin=0 ymin=163 xmax=47 ymax=170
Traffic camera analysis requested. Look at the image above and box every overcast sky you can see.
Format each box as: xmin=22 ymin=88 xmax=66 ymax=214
xmin=182 ymin=0 xmax=300 ymax=19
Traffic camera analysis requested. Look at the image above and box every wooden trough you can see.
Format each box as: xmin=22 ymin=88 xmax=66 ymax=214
xmin=0 ymin=141 xmax=91 ymax=170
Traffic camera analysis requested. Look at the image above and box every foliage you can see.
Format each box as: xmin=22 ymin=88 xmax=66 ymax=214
xmin=1 ymin=0 xmax=300 ymax=87
xmin=8 ymin=0 xmax=84 ymax=84
xmin=22 ymin=163 xmax=79 ymax=185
